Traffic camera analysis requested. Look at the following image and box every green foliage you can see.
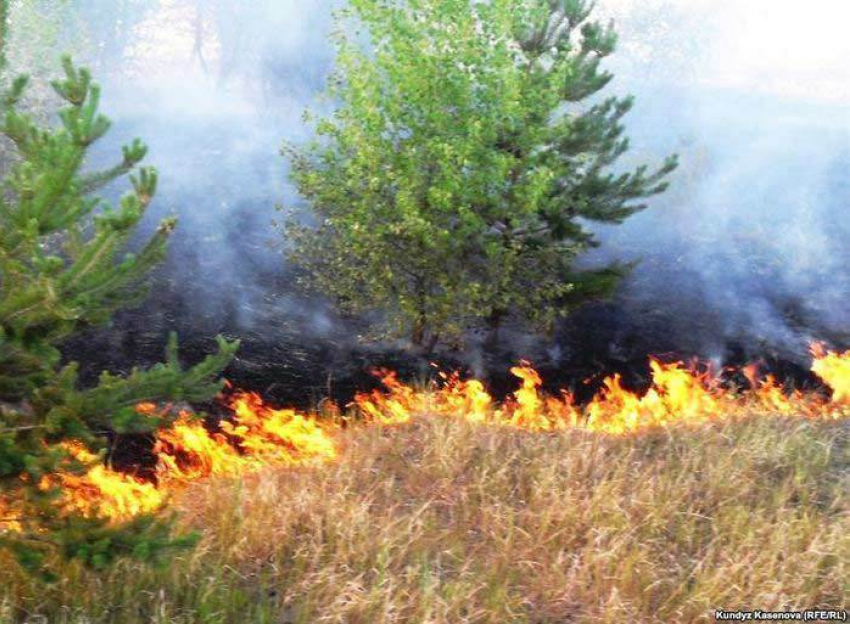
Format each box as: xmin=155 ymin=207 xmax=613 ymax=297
xmin=285 ymin=0 xmax=677 ymax=348
xmin=0 ymin=56 xmax=239 ymax=576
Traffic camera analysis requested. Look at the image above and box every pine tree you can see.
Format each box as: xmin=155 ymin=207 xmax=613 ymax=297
xmin=0 ymin=47 xmax=239 ymax=577
xmin=285 ymin=0 xmax=677 ymax=349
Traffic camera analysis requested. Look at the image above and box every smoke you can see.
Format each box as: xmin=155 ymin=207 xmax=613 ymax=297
xmin=79 ymin=0 xmax=344 ymax=337
xmin=7 ymin=0 xmax=848 ymax=391
xmin=580 ymin=0 xmax=850 ymax=363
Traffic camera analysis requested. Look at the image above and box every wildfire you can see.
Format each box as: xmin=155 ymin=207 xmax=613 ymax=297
xmin=48 ymin=443 xmax=166 ymax=520
xmin=154 ymin=393 xmax=337 ymax=482
xmin=811 ymin=342 xmax=850 ymax=404
xmin=1 ymin=343 xmax=847 ymax=530
xmin=354 ymin=347 xmax=849 ymax=433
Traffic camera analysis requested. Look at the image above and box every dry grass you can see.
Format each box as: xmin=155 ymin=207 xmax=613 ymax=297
xmin=1 ymin=413 xmax=847 ymax=623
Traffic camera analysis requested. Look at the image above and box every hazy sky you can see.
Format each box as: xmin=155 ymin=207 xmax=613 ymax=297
xmin=601 ymin=0 xmax=849 ymax=103
xmin=707 ymin=0 xmax=847 ymax=102
xmin=122 ymin=0 xmax=850 ymax=105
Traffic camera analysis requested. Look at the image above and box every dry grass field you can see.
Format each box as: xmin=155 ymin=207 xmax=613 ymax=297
xmin=2 ymin=411 xmax=847 ymax=624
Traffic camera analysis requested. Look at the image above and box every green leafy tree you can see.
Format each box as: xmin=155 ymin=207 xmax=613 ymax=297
xmin=285 ymin=0 xmax=677 ymax=350
xmin=0 ymin=50 xmax=239 ymax=577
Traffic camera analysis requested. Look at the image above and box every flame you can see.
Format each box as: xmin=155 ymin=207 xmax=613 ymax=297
xmin=47 ymin=443 xmax=166 ymax=520
xmin=154 ymin=393 xmax=337 ymax=483
xmin=436 ymin=372 xmax=493 ymax=424
xmin=354 ymin=370 xmax=418 ymax=424
xmin=1 ymin=395 xmax=338 ymax=532
xmin=811 ymin=343 xmax=850 ymax=404
xmin=356 ymin=347 xmax=849 ymax=433
xmin=153 ymin=410 xmax=255 ymax=481
xmin=1 ymin=343 xmax=847 ymax=532
xmin=584 ymin=361 xmax=716 ymax=434
xmin=0 ymin=497 xmax=22 ymax=533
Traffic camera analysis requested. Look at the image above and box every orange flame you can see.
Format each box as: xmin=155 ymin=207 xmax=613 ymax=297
xmin=47 ymin=443 xmax=166 ymax=520
xmin=355 ymin=347 xmax=849 ymax=433
xmin=154 ymin=393 xmax=337 ymax=483
xmin=2 ymin=395 xmax=338 ymax=532
xmin=811 ymin=343 xmax=850 ymax=404
xmin=2 ymin=343 xmax=847 ymax=531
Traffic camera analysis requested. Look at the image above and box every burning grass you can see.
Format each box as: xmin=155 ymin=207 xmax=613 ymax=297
xmin=1 ymin=413 xmax=847 ymax=623
xmin=2 ymin=345 xmax=846 ymax=530
xmin=0 ymin=345 xmax=848 ymax=621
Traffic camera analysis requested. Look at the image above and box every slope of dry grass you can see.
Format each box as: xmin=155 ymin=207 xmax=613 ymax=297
xmin=2 ymin=414 xmax=847 ymax=623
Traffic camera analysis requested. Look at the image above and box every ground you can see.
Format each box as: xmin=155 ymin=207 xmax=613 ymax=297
xmin=2 ymin=412 xmax=847 ymax=624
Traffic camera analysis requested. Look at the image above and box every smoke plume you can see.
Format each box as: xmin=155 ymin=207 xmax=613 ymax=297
xmin=6 ymin=0 xmax=847 ymax=398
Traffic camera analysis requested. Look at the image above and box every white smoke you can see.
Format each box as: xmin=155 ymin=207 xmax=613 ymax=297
xmin=8 ymin=0 xmax=847 ymax=361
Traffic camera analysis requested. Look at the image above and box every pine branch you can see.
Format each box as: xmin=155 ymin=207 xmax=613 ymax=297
xmin=78 ymin=334 xmax=240 ymax=427
xmin=0 ymin=56 xmax=239 ymax=577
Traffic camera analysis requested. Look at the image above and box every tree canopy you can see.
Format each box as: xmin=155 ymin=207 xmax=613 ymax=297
xmin=285 ymin=0 xmax=677 ymax=349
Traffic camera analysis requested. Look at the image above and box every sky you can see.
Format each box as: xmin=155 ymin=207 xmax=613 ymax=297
xmin=704 ymin=0 xmax=848 ymax=103
xmin=602 ymin=0 xmax=849 ymax=103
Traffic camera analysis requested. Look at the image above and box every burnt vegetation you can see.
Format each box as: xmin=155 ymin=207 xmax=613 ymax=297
xmin=0 ymin=1 xmax=847 ymax=622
